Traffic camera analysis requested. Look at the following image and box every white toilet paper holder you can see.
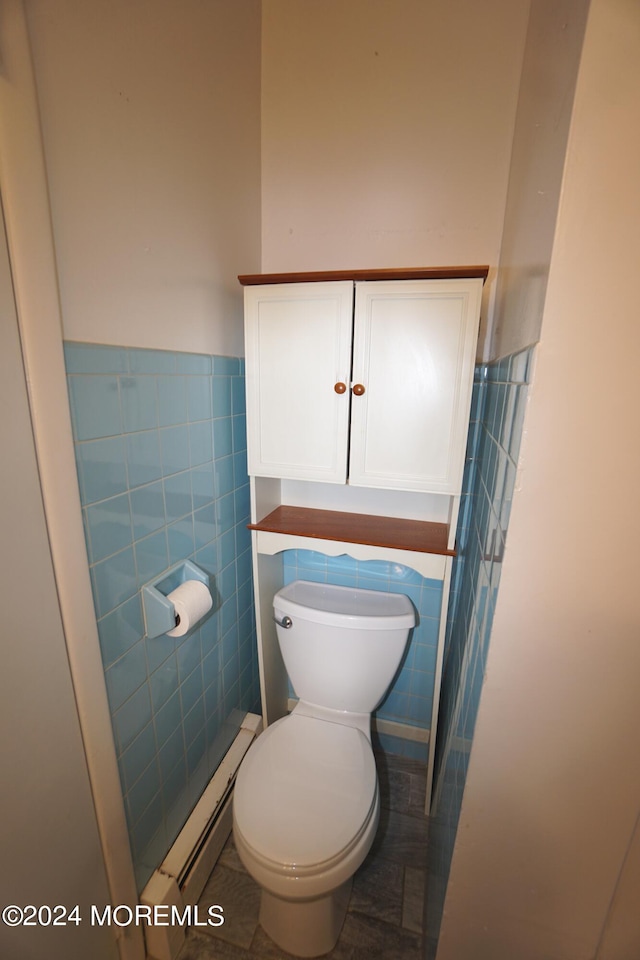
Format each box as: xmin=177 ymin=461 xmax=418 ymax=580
xmin=142 ymin=560 xmax=212 ymax=638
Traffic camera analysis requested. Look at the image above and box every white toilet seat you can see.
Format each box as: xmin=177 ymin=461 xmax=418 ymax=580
xmin=234 ymin=713 xmax=377 ymax=871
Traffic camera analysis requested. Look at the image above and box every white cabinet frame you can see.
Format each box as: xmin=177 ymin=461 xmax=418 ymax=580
xmin=241 ymin=267 xmax=487 ymax=811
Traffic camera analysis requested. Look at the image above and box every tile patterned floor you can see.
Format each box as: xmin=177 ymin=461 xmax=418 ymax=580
xmin=176 ymin=753 xmax=430 ymax=960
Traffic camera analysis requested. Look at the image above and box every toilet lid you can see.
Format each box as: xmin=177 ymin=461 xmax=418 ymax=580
xmin=234 ymin=714 xmax=377 ymax=869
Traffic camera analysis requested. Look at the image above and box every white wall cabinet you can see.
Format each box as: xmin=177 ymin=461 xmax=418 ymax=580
xmin=244 ymin=276 xmax=482 ymax=495
xmin=244 ymin=280 xmax=353 ymax=483
xmin=240 ymin=266 xmax=487 ymax=809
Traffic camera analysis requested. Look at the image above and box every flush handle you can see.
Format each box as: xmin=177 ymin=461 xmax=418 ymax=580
xmin=273 ymin=613 xmax=293 ymax=629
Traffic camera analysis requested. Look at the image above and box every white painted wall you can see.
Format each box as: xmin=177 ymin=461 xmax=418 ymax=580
xmin=490 ymin=0 xmax=590 ymax=359
xmin=597 ymin=812 xmax=640 ymax=960
xmin=437 ymin=0 xmax=640 ymax=957
xmin=25 ymin=0 xmax=261 ymax=357
xmin=26 ymin=0 xmax=530 ymax=358
xmin=261 ymin=0 xmax=530 ymax=350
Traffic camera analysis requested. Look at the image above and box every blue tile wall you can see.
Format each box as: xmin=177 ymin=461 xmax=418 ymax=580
xmin=282 ymin=550 xmax=444 ymax=762
xmin=426 ymin=346 xmax=535 ymax=944
xmin=64 ymin=342 xmax=260 ymax=891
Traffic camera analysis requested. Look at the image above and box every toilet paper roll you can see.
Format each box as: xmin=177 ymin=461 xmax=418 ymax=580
xmin=166 ymin=579 xmax=213 ymax=637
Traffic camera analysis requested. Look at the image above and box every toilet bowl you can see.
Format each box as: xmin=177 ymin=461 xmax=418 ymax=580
xmin=233 ymin=580 xmax=415 ymax=958
xmin=233 ymin=710 xmax=380 ymax=956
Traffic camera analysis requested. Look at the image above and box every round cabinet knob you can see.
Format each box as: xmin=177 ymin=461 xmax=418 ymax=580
xmin=352 ymin=383 xmax=366 ymax=396
xmin=334 ymin=382 xmax=347 ymax=394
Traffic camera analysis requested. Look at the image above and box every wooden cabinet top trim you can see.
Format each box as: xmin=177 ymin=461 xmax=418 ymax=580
xmin=238 ymin=265 xmax=489 ymax=286
xmin=248 ymin=505 xmax=456 ymax=557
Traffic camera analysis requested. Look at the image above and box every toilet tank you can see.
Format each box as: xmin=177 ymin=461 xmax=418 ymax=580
xmin=273 ymin=580 xmax=415 ymax=714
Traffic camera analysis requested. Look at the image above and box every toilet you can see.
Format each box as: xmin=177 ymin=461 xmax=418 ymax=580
xmin=232 ymin=579 xmax=415 ymax=957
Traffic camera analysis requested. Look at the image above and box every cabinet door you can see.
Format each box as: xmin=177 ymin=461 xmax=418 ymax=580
xmin=244 ymin=282 xmax=354 ymax=482
xmin=349 ymin=279 xmax=482 ymax=494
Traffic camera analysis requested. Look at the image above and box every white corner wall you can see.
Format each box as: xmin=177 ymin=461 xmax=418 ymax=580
xmin=490 ymin=0 xmax=590 ymax=359
xmin=261 ymin=0 xmax=529 ymax=349
xmin=437 ymin=0 xmax=640 ymax=957
xmin=25 ymin=0 xmax=261 ymax=357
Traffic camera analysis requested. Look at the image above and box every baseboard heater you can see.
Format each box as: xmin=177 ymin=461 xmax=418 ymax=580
xmin=141 ymin=712 xmax=262 ymax=960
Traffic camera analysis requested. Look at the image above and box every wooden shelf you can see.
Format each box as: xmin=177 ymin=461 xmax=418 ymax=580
xmin=248 ymin=505 xmax=455 ymax=557
xmin=238 ymin=265 xmax=489 ymax=286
